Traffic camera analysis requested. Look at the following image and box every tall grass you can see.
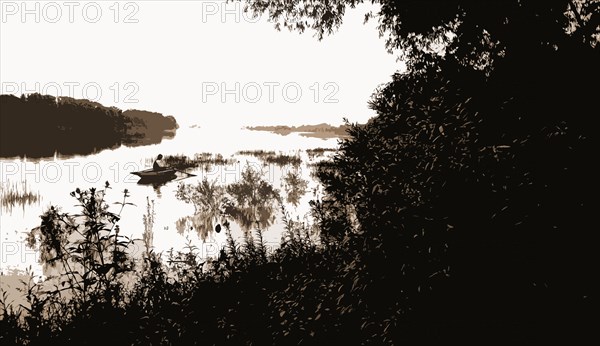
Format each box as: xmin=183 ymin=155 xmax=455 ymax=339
xmin=142 ymin=197 xmax=155 ymax=256
xmin=145 ymin=153 xmax=234 ymax=171
xmin=236 ymin=150 xmax=301 ymax=167
xmin=0 ymin=182 xmax=384 ymax=345
xmin=236 ymin=149 xmax=276 ymax=157
xmin=306 ymin=147 xmax=336 ymax=159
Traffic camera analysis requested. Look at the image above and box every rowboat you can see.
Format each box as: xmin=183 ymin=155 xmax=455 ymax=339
xmin=131 ymin=168 xmax=178 ymax=183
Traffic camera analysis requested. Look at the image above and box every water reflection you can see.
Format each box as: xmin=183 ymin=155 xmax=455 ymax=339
xmin=136 ymin=176 xmax=177 ymax=198
xmin=281 ymin=168 xmax=309 ymax=207
xmin=224 ymin=166 xmax=280 ymax=232
xmin=175 ymin=166 xmax=281 ymax=241
xmin=0 ymin=126 xmax=339 ymax=275
xmin=175 ymin=178 xmax=227 ymax=241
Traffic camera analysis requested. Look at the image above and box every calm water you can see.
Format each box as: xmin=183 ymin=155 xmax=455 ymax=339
xmin=0 ymin=126 xmax=337 ymax=277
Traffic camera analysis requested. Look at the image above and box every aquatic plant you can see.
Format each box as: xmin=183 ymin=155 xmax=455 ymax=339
xmin=0 ymin=181 xmax=40 ymax=212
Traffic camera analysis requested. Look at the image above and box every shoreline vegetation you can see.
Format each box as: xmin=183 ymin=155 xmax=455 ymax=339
xmin=236 ymin=150 xmax=302 ymax=167
xmin=0 ymin=94 xmax=179 ymax=158
xmin=0 ymin=181 xmax=40 ymax=212
xmin=244 ymin=123 xmax=352 ymax=140
xmin=161 ymin=153 xmax=235 ymax=171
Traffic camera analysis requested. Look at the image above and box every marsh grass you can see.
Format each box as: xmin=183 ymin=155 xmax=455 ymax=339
xmin=236 ymin=150 xmax=276 ymax=157
xmin=0 ymin=181 xmax=40 ymax=212
xmin=306 ymin=147 xmax=337 ymax=159
xmin=146 ymin=153 xmax=234 ymax=171
xmin=236 ymin=150 xmax=301 ymax=167
xmin=142 ymin=197 xmax=155 ymax=256
xmin=262 ymin=153 xmax=301 ymax=167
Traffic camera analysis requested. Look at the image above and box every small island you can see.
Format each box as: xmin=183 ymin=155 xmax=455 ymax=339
xmin=0 ymin=94 xmax=179 ymax=158
xmin=244 ymin=123 xmax=351 ymax=139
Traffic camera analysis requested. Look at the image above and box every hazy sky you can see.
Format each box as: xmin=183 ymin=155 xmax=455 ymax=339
xmin=0 ymin=0 xmax=401 ymax=127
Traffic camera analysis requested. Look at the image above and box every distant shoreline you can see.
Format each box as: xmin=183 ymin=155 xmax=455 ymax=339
xmin=244 ymin=123 xmax=352 ymax=140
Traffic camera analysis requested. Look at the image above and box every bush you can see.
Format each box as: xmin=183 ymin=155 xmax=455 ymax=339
xmin=2 ymin=184 xmax=371 ymax=345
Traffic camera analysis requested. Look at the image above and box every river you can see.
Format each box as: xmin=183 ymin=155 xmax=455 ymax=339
xmin=0 ymin=125 xmax=338 ymax=277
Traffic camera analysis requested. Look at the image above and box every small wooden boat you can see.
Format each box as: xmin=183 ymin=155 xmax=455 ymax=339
xmin=131 ymin=168 xmax=177 ymax=183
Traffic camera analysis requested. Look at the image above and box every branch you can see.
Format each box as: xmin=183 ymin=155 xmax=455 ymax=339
xmin=569 ymin=0 xmax=584 ymax=28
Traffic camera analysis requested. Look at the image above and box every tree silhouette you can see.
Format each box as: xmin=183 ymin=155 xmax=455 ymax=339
xmin=0 ymin=94 xmax=178 ymax=158
xmin=242 ymin=0 xmax=598 ymax=342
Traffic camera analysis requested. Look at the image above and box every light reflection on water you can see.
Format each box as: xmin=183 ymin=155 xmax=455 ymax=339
xmin=0 ymin=126 xmax=336 ymax=277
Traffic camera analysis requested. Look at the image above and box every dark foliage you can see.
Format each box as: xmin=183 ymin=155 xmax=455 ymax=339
xmin=0 ymin=187 xmax=365 ymax=345
xmin=308 ymin=0 xmax=598 ymax=343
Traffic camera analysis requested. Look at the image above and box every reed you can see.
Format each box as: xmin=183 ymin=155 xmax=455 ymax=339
xmin=0 ymin=181 xmax=40 ymax=212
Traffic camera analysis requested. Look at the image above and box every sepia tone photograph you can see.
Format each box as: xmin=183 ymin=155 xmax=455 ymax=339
xmin=0 ymin=0 xmax=597 ymax=345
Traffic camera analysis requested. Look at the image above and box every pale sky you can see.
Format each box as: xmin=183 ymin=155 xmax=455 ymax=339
xmin=0 ymin=0 xmax=402 ymax=127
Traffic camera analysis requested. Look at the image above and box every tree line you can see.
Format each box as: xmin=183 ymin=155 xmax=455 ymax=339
xmin=0 ymin=93 xmax=178 ymax=158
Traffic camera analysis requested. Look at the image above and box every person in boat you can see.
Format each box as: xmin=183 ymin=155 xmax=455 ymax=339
xmin=153 ymin=154 xmax=165 ymax=171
